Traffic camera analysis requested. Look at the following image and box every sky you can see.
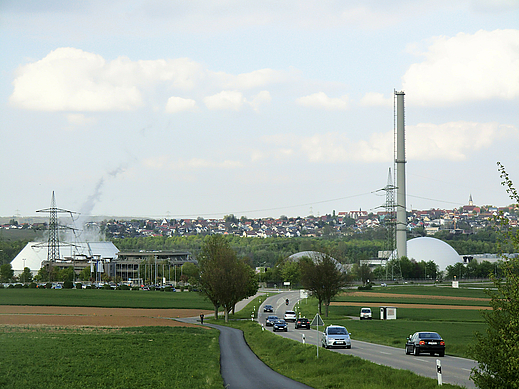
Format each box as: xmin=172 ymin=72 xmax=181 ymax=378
xmin=1 ymin=0 xmax=519 ymax=221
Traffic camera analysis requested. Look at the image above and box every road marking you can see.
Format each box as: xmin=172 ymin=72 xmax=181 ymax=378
xmin=379 ymin=351 xmax=392 ymax=355
xmin=415 ymin=358 xmax=428 ymax=362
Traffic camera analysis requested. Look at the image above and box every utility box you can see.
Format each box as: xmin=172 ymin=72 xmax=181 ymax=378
xmin=380 ymin=306 xmax=397 ymax=320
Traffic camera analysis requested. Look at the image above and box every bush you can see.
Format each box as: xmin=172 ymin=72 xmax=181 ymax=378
xmin=131 ymin=286 xmax=140 ymax=291
xmin=117 ymin=284 xmax=130 ymax=290
xmin=164 ymin=286 xmax=173 ymax=292
xmin=357 ymin=284 xmax=373 ymax=291
xmin=29 ymin=282 xmax=37 ymax=289
xmin=46 ymin=282 xmax=52 ymax=289
xmin=75 ymin=283 xmax=83 ymax=289
xmin=14 ymin=283 xmax=23 ymax=289
xmin=63 ymin=280 xmax=74 ymax=289
xmin=102 ymin=284 xmax=112 ymax=290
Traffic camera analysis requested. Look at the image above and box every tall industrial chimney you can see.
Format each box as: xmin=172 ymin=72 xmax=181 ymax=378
xmin=395 ymin=91 xmax=407 ymax=259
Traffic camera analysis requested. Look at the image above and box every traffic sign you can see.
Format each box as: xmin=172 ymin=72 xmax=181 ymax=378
xmin=310 ymin=314 xmax=324 ymax=326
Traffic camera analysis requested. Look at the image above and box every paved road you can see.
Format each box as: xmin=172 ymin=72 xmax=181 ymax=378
xmin=259 ymin=291 xmax=476 ymax=389
xmin=177 ymin=292 xmax=313 ymax=389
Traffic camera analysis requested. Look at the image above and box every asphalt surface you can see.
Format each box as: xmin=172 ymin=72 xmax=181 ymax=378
xmin=260 ymin=291 xmax=477 ymax=389
xmin=177 ymin=292 xmax=313 ymax=389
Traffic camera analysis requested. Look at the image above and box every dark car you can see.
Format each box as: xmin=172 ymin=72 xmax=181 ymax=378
xmin=273 ymin=319 xmax=288 ymax=332
xmin=265 ymin=315 xmax=278 ymax=326
xmin=405 ymin=331 xmax=445 ymax=357
xmin=263 ymin=304 xmax=274 ymax=312
xmin=295 ymin=317 xmax=310 ymax=329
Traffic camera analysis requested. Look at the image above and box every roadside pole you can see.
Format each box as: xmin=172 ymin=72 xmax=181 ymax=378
xmin=310 ymin=313 xmax=324 ymax=358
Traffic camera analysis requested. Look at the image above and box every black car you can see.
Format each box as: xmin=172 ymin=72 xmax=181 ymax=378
xmin=273 ymin=319 xmax=288 ymax=332
xmin=265 ymin=315 xmax=278 ymax=326
xmin=405 ymin=331 xmax=445 ymax=357
xmin=295 ymin=317 xmax=310 ymax=329
xmin=263 ymin=304 xmax=274 ymax=312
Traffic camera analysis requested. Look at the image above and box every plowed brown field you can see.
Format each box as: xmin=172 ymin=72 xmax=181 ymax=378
xmin=0 ymin=306 xmax=212 ymax=327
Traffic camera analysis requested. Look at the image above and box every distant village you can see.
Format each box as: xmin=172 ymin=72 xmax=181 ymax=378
xmin=3 ymin=200 xmax=516 ymax=240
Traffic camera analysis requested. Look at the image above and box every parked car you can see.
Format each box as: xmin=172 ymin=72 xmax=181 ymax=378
xmin=321 ymin=325 xmax=351 ymax=349
xmin=295 ymin=317 xmax=310 ymax=329
xmin=263 ymin=304 xmax=274 ymax=312
xmin=284 ymin=310 xmax=297 ymax=322
xmin=380 ymin=282 xmax=387 ymax=287
xmin=405 ymin=331 xmax=445 ymax=357
xmin=265 ymin=315 xmax=278 ymax=326
xmin=273 ymin=319 xmax=288 ymax=332
xmin=360 ymin=307 xmax=372 ymax=320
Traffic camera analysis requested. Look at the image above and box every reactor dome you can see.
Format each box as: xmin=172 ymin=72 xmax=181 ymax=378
xmin=406 ymin=237 xmax=461 ymax=271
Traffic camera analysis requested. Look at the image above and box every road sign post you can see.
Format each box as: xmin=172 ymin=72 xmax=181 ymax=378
xmin=310 ymin=313 xmax=324 ymax=358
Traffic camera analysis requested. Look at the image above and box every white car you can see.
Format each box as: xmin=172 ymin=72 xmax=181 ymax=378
xmin=284 ymin=310 xmax=297 ymax=322
xmin=322 ymin=325 xmax=352 ymax=349
xmin=360 ymin=307 xmax=372 ymax=320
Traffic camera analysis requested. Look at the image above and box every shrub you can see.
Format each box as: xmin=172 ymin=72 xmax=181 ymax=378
xmin=131 ymin=286 xmax=140 ymax=290
xmin=63 ymin=280 xmax=74 ymax=289
xmin=46 ymin=282 xmax=52 ymax=289
xmin=29 ymin=282 xmax=37 ymax=289
xmin=14 ymin=283 xmax=23 ymax=289
xmin=102 ymin=284 xmax=112 ymax=290
xmin=75 ymin=283 xmax=83 ymax=289
xmin=357 ymin=284 xmax=373 ymax=291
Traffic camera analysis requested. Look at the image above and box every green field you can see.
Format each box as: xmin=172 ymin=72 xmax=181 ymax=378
xmin=0 ymin=288 xmax=215 ymax=310
xmin=0 ymin=326 xmax=222 ymax=389
xmin=0 ymin=285 xmax=486 ymax=388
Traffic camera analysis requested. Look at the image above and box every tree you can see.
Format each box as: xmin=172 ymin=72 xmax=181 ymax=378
xmin=469 ymin=162 xmax=519 ymax=388
xmin=198 ymin=235 xmax=258 ymax=322
xmin=19 ymin=267 xmax=33 ymax=283
xmin=281 ymin=261 xmax=300 ymax=286
xmin=0 ymin=263 xmax=14 ymax=283
xmin=299 ymin=251 xmax=349 ymax=317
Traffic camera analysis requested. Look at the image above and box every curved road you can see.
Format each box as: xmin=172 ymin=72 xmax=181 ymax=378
xmin=209 ymin=322 xmax=313 ymax=389
xmin=260 ymin=291 xmax=476 ymax=389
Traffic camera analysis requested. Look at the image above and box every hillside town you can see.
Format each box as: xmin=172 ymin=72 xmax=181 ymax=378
xmin=3 ymin=200 xmax=517 ymax=240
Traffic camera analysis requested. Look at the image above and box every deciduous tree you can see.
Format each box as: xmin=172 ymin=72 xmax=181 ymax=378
xmin=299 ymin=251 xmax=349 ymax=317
xmin=470 ymin=162 xmax=519 ymax=388
xmin=198 ymin=235 xmax=258 ymax=322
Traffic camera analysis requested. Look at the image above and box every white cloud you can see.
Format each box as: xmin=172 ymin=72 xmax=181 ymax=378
xmin=204 ymin=90 xmax=245 ymax=110
xmin=402 ymin=29 xmax=519 ymax=106
xmin=10 ymin=48 xmax=144 ymax=111
xmin=165 ymin=96 xmax=197 ymax=113
xmin=249 ymin=91 xmax=272 ymax=111
xmin=258 ymin=121 xmax=518 ymax=163
xmin=9 ymin=48 xmax=285 ymax=112
xmin=296 ymin=92 xmax=350 ymax=110
xmin=360 ymin=92 xmax=392 ymax=107
xmin=406 ymin=121 xmax=518 ymax=160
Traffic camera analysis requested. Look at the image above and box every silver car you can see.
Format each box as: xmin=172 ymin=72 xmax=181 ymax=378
xmin=322 ymin=325 xmax=351 ymax=349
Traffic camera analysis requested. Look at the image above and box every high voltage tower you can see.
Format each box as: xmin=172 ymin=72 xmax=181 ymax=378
xmin=34 ymin=191 xmax=78 ymax=262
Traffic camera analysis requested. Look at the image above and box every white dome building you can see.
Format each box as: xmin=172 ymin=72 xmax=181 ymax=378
xmin=406 ymin=237 xmax=461 ymax=271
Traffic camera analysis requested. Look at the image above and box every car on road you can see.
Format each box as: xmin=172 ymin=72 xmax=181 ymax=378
xmin=263 ymin=304 xmax=274 ymax=312
xmin=284 ymin=310 xmax=297 ymax=322
xmin=321 ymin=325 xmax=351 ymax=349
xmin=273 ymin=319 xmax=288 ymax=332
xmin=360 ymin=307 xmax=372 ymax=320
xmin=405 ymin=331 xmax=445 ymax=357
xmin=265 ymin=315 xmax=279 ymax=326
xmin=295 ymin=317 xmax=310 ymax=329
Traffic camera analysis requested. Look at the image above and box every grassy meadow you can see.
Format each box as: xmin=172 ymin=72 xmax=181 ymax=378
xmin=0 ymin=326 xmax=222 ymax=389
xmin=0 ymin=284 xmax=488 ymax=388
xmin=0 ymin=288 xmax=215 ymax=310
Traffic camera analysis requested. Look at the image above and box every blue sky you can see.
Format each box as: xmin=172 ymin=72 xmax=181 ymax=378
xmin=1 ymin=1 xmax=518 ymax=220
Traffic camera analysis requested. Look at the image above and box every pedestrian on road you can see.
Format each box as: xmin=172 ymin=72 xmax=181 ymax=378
xmin=200 ymin=313 xmax=204 ymax=324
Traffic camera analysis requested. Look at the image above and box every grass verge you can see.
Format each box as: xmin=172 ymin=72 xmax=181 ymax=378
xmin=216 ymin=320 xmax=463 ymax=389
